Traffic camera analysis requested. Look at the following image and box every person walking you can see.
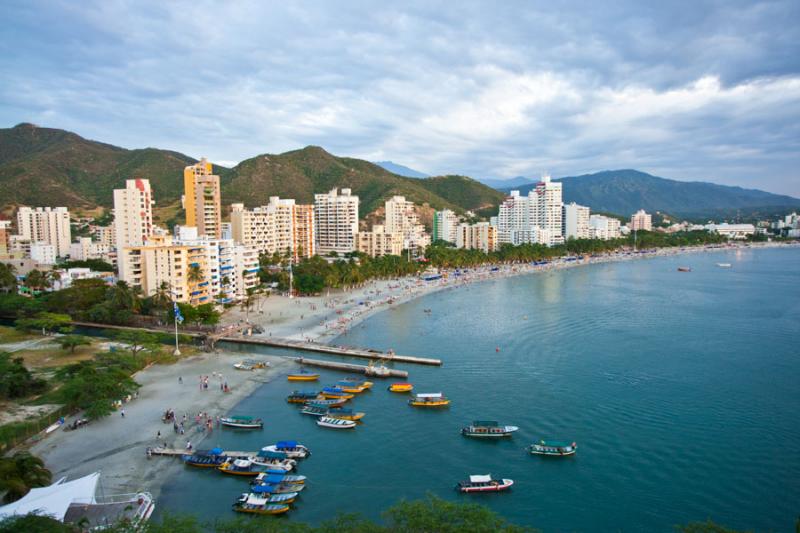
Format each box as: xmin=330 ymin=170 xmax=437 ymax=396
xmin=120 ymin=409 xmax=125 ymax=418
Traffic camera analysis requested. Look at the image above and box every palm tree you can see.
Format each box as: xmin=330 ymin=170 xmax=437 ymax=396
xmin=187 ymin=264 xmax=203 ymax=284
xmin=109 ymin=281 xmax=141 ymax=313
xmin=0 ymin=263 xmax=17 ymax=293
xmin=0 ymin=452 xmax=52 ymax=503
xmin=45 ymin=269 xmax=61 ymax=290
xmin=152 ymin=281 xmax=172 ymax=310
xmin=23 ymin=270 xmax=49 ymax=295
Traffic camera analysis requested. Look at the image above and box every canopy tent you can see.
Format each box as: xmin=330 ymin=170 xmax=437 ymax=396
xmin=469 ymin=474 xmax=492 ymax=483
xmin=0 ymin=472 xmax=99 ymax=522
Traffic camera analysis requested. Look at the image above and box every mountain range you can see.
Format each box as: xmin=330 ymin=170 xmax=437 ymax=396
xmin=1 ymin=123 xmax=797 ymax=222
xmin=374 ymin=161 xmax=428 ymax=178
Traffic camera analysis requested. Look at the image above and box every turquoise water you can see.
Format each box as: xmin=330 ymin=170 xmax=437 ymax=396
xmin=158 ymin=247 xmax=800 ymax=532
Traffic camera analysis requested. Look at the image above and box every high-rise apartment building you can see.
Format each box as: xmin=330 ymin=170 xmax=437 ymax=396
xmin=230 ymin=198 xmax=315 ymax=262
xmin=589 ymin=215 xmax=622 ymax=240
xmin=630 ymin=209 xmax=653 ymax=231
xmin=530 ymin=175 xmax=564 ymax=246
xmin=113 ymin=179 xmax=154 ymax=280
xmin=16 ymin=207 xmax=72 ymax=257
xmin=357 ymin=225 xmax=404 ymax=257
xmin=292 ymin=204 xmax=315 ymax=260
xmin=0 ymin=220 xmax=11 ymax=256
xmin=184 ymin=158 xmax=222 ymax=239
xmin=384 ymin=196 xmax=430 ymax=252
xmin=314 ymin=188 xmax=359 ymax=256
xmin=563 ymin=202 xmax=591 ymax=240
xmin=495 ymin=176 xmax=563 ymax=247
xmin=433 ymin=209 xmax=459 ymax=243
xmin=455 ymin=222 xmax=499 ymax=253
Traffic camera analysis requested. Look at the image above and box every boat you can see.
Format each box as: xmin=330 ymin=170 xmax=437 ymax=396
xmin=320 ymin=387 xmax=354 ymax=400
xmin=232 ymin=493 xmax=291 ymax=515
xmin=336 ymin=379 xmax=373 ymax=393
xmin=262 ymin=441 xmax=311 ymax=459
xmin=677 ymin=266 xmax=692 ymax=272
xmin=236 ymin=491 xmax=297 ymax=508
xmin=253 ymin=471 xmax=307 ymax=485
xmin=527 ymin=440 xmax=577 ymax=456
xmin=299 ymin=403 xmax=328 ymax=417
xmin=287 ymin=368 xmax=320 ymax=381
xmin=287 ymin=390 xmax=321 ymax=403
xmin=251 ymin=481 xmax=306 ymax=494
xmin=251 ymin=450 xmax=297 ymax=471
xmin=234 ymin=359 xmax=269 ymax=370
xmin=220 ymin=416 xmax=263 ymax=429
xmin=408 ymin=392 xmax=450 ymax=407
xmin=182 ymin=448 xmax=227 ymax=468
xmin=326 ymin=407 xmax=365 ymax=421
xmin=304 ymin=397 xmax=347 ymax=407
xmin=456 ymin=474 xmax=514 ymax=493
xmin=218 ymin=458 xmax=270 ymax=476
xmin=716 ymin=262 xmax=732 ymax=268
xmin=316 ymin=416 xmax=356 ymax=429
xmin=461 ymin=421 xmax=519 ymax=438
xmin=388 ymin=382 xmax=413 ymax=393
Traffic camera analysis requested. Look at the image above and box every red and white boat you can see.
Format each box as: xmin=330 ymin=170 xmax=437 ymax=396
xmin=456 ymin=474 xmax=514 ymax=493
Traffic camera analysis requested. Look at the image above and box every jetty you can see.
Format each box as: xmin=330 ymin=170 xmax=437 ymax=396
xmin=147 ymin=447 xmax=256 ymax=458
xmin=293 ymin=357 xmax=408 ymax=378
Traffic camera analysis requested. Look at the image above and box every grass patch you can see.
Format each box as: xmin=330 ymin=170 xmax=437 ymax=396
xmin=0 ymin=326 xmax=38 ymax=344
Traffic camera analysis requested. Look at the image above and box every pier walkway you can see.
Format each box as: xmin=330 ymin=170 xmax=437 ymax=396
xmin=293 ymin=357 xmax=408 ymax=378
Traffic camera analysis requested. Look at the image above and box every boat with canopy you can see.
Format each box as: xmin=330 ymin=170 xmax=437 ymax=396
xmin=456 ymin=474 xmax=514 ymax=493
xmin=408 ymin=392 xmax=450 ymax=407
xmin=461 ymin=421 xmax=519 ymax=438
xmin=220 ymin=416 xmax=263 ymax=429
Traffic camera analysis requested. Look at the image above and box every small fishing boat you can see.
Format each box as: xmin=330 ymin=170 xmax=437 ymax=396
xmin=677 ymin=266 xmax=692 ymax=272
xmin=716 ymin=262 xmax=732 ymax=268
xmin=234 ymin=359 xmax=268 ymax=370
xmin=287 ymin=369 xmax=320 ymax=381
xmin=326 ymin=407 xmax=365 ymax=421
xmin=461 ymin=421 xmax=519 ymax=438
xmin=456 ymin=474 xmax=514 ymax=493
xmin=299 ymin=403 xmax=328 ymax=417
xmin=232 ymin=494 xmax=291 ymax=515
xmin=286 ymin=391 xmax=320 ymax=403
xmin=236 ymin=491 xmax=297 ymax=507
xmin=304 ymin=397 xmax=347 ymax=407
xmin=388 ymin=382 xmax=413 ymax=393
xmin=408 ymin=392 xmax=450 ymax=407
xmin=253 ymin=471 xmax=307 ymax=485
xmin=336 ymin=380 xmax=373 ymax=393
xmin=528 ymin=440 xmax=577 ymax=457
xmin=251 ymin=481 xmax=306 ymax=494
xmin=251 ymin=450 xmax=297 ymax=471
xmin=220 ymin=416 xmax=263 ymax=429
xmin=182 ymin=448 xmax=227 ymax=468
xmin=316 ymin=416 xmax=356 ymax=429
xmin=262 ymin=441 xmax=311 ymax=459
xmin=218 ymin=458 xmax=269 ymax=477
xmin=320 ymin=387 xmax=355 ymax=400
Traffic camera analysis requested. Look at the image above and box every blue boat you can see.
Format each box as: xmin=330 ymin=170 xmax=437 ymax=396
xmin=252 ymin=470 xmax=307 ymax=485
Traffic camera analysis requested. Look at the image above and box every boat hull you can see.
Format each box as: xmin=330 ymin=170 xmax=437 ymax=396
xmin=288 ymin=375 xmax=319 ymax=381
xmin=409 ymin=400 xmax=450 ymax=407
xmin=457 ymin=479 xmax=514 ymax=493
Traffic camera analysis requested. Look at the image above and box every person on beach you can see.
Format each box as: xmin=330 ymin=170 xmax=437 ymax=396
xmin=120 ymin=409 xmax=125 ymax=418
xmin=178 ymin=376 xmax=182 ymax=384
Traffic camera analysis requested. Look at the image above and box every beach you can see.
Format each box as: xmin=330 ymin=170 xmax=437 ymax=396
xmin=25 ymin=240 xmax=798 ymax=504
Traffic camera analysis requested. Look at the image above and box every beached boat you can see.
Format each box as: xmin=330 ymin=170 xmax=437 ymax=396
xmin=218 ymin=458 xmax=270 ymax=477
xmin=232 ymin=494 xmax=291 ymax=515
xmin=234 ymin=359 xmax=269 ymax=370
xmin=319 ymin=386 xmax=355 ymax=400
xmin=262 ymin=441 xmax=311 ymax=459
xmin=528 ymin=440 xmax=577 ymax=457
xmin=326 ymin=407 xmax=365 ymax=421
xmin=253 ymin=471 xmax=307 ymax=485
xmin=388 ymin=382 xmax=413 ymax=393
xmin=408 ymin=392 xmax=450 ymax=407
xmin=299 ymin=403 xmax=328 ymax=417
xmin=461 ymin=421 xmax=519 ymax=438
xmin=677 ymin=266 xmax=692 ymax=272
xmin=304 ymin=397 xmax=347 ymax=407
xmin=220 ymin=416 xmax=263 ymax=429
xmin=316 ymin=416 xmax=356 ymax=429
xmin=287 ymin=369 xmax=320 ymax=381
xmin=287 ymin=390 xmax=321 ymax=403
xmin=456 ymin=474 xmax=514 ymax=493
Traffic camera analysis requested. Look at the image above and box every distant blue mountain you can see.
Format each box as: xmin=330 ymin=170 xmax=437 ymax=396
xmin=374 ymin=161 xmax=428 ymax=179
xmin=504 ymin=169 xmax=800 ymax=218
xmin=479 ymin=176 xmax=536 ymax=190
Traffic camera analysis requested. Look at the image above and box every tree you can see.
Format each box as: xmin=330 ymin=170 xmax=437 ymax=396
xmin=383 ymin=495 xmax=535 ymax=533
xmin=187 ymin=265 xmax=203 ymax=284
xmin=15 ymin=312 xmax=72 ymax=335
xmin=0 ymin=513 xmax=76 ymax=533
xmin=108 ymin=281 xmax=141 ymax=314
xmin=55 ymin=360 xmax=139 ymax=419
xmin=676 ymin=520 xmax=752 ymax=533
xmin=23 ymin=270 xmax=49 ymax=294
xmin=113 ymin=330 xmax=162 ymax=357
xmin=0 ymin=352 xmax=47 ymax=399
xmin=0 ymin=452 xmax=52 ymax=503
xmin=0 ymin=263 xmax=17 ymax=294
xmin=53 ymin=334 xmax=92 ymax=354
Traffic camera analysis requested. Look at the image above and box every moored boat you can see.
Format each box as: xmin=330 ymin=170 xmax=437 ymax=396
xmin=236 ymin=491 xmax=297 ymax=507
xmin=287 ymin=369 xmax=320 ymax=381
xmin=253 ymin=471 xmax=307 ymax=485
xmin=287 ymin=390 xmax=321 ymax=403
xmin=251 ymin=481 xmax=306 ymax=494
xmin=304 ymin=397 xmax=347 ymax=407
xmin=336 ymin=379 xmax=373 ymax=393
xmin=218 ymin=458 xmax=269 ymax=476
xmin=456 ymin=474 xmax=514 ymax=493
xmin=408 ymin=392 xmax=450 ymax=407
xmin=220 ymin=416 xmax=263 ymax=429
xmin=316 ymin=416 xmax=356 ymax=429
xmin=232 ymin=493 xmax=290 ymax=515
xmin=326 ymin=407 xmax=365 ymax=421
xmin=716 ymin=262 xmax=732 ymax=268
xmin=262 ymin=441 xmax=311 ymax=459
xmin=677 ymin=266 xmax=692 ymax=272
xmin=299 ymin=403 xmax=328 ymax=417
xmin=388 ymin=382 xmax=413 ymax=393
xmin=251 ymin=450 xmax=297 ymax=471
xmin=320 ymin=386 xmax=354 ymax=400
xmin=528 ymin=440 xmax=577 ymax=456
xmin=182 ymin=448 xmax=227 ymax=468
xmin=461 ymin=421 xmax=519 ymax=438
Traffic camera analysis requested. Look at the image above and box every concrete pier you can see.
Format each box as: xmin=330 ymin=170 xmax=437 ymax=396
xmin=293 ymin=357 xmax=409 ymax=378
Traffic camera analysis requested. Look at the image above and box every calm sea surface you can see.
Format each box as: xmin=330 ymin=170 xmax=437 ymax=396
xmin=158 ymin=247 xmax=800 ymax=532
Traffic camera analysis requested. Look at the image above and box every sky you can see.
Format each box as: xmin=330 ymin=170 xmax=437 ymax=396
xmin=1 ymin=1 xmax=799 ymax=196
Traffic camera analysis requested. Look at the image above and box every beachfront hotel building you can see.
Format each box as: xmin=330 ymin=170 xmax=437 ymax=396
xmin=495 ymin=176 xmax=564 ymax=247
xmin=113 ymin=179 xmax=154 ymax=280
xmin=433 ymin=209 xmax=459 ymax=243
xmin=314 ymin=188 xmax=359 ymax=255
xmin=455 ymin=222 xmax=499 ymax=253
xmin=630 ymin=209 xmax=653 ymax=231
xmin=183 ymin=158 xmax=222 ymax=239
xmin=230 ymin=198 xmax=315 ymax=262
xmin=384 ymin=195 xmax=430 ymax=252
xmin=589 ymin=215 xmax=622 ymax=240
xmin=530 ymin=175 xmax=564 ymax=246
xmin=0 ymin=220 xmax=11 ymax=257
xmin=15 ymin=206 xmax=72 ymax=257
xmin=120 ymin=235 xmax=202 ymax=304
xmin=563 ymin=202 xmax=591 ymax=240
xmin=357 ymin=225 xmax=404 ymax=257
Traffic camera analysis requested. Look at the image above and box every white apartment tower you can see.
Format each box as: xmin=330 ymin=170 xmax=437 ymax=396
xmin=384 ymin=196 xmax=430 ymax=252
xmin=495 ymin=175 xmax=564 ymax=247
xmin=630 ymin=209 xmax=653 ymax=231
xmin=563 ymin=202 xmax=591 ymax=240
xmin=530 ymin=175 xmax=564 ymax=246
xmin=314 ymin=188 xmax=359 ymax=255
xmin=433 ymin=209 xmax=459 ymax=243
xmin=230 ymin=198 xmax=315 ymax=261
xmin=113 ymin=178 xmax=154 ymax=279
xmin=16 ymin=206 xmax=72 ymax=257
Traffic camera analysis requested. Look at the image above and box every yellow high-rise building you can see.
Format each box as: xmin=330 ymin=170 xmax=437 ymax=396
xmin=184 ymin=158 xmax=222 ymax=239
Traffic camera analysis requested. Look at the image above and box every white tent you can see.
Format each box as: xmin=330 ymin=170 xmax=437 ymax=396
xmin=0 ymin=472 xmax=99 ymax=522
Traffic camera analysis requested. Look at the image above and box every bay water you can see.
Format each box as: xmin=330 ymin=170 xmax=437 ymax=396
xmin=158 ymin=247 xmax=800 ymax=531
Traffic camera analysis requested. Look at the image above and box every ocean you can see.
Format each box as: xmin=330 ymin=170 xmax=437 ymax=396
xmin=158 ymin=246 xmax=800 ymax=532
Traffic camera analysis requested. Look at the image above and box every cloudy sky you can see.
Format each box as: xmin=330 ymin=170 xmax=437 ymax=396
xmin=2 ymin=1 xmax=799 ymax=196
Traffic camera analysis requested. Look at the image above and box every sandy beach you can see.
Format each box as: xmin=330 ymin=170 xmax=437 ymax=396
xmin=25 ymin=240 xmax=797 ymax=504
